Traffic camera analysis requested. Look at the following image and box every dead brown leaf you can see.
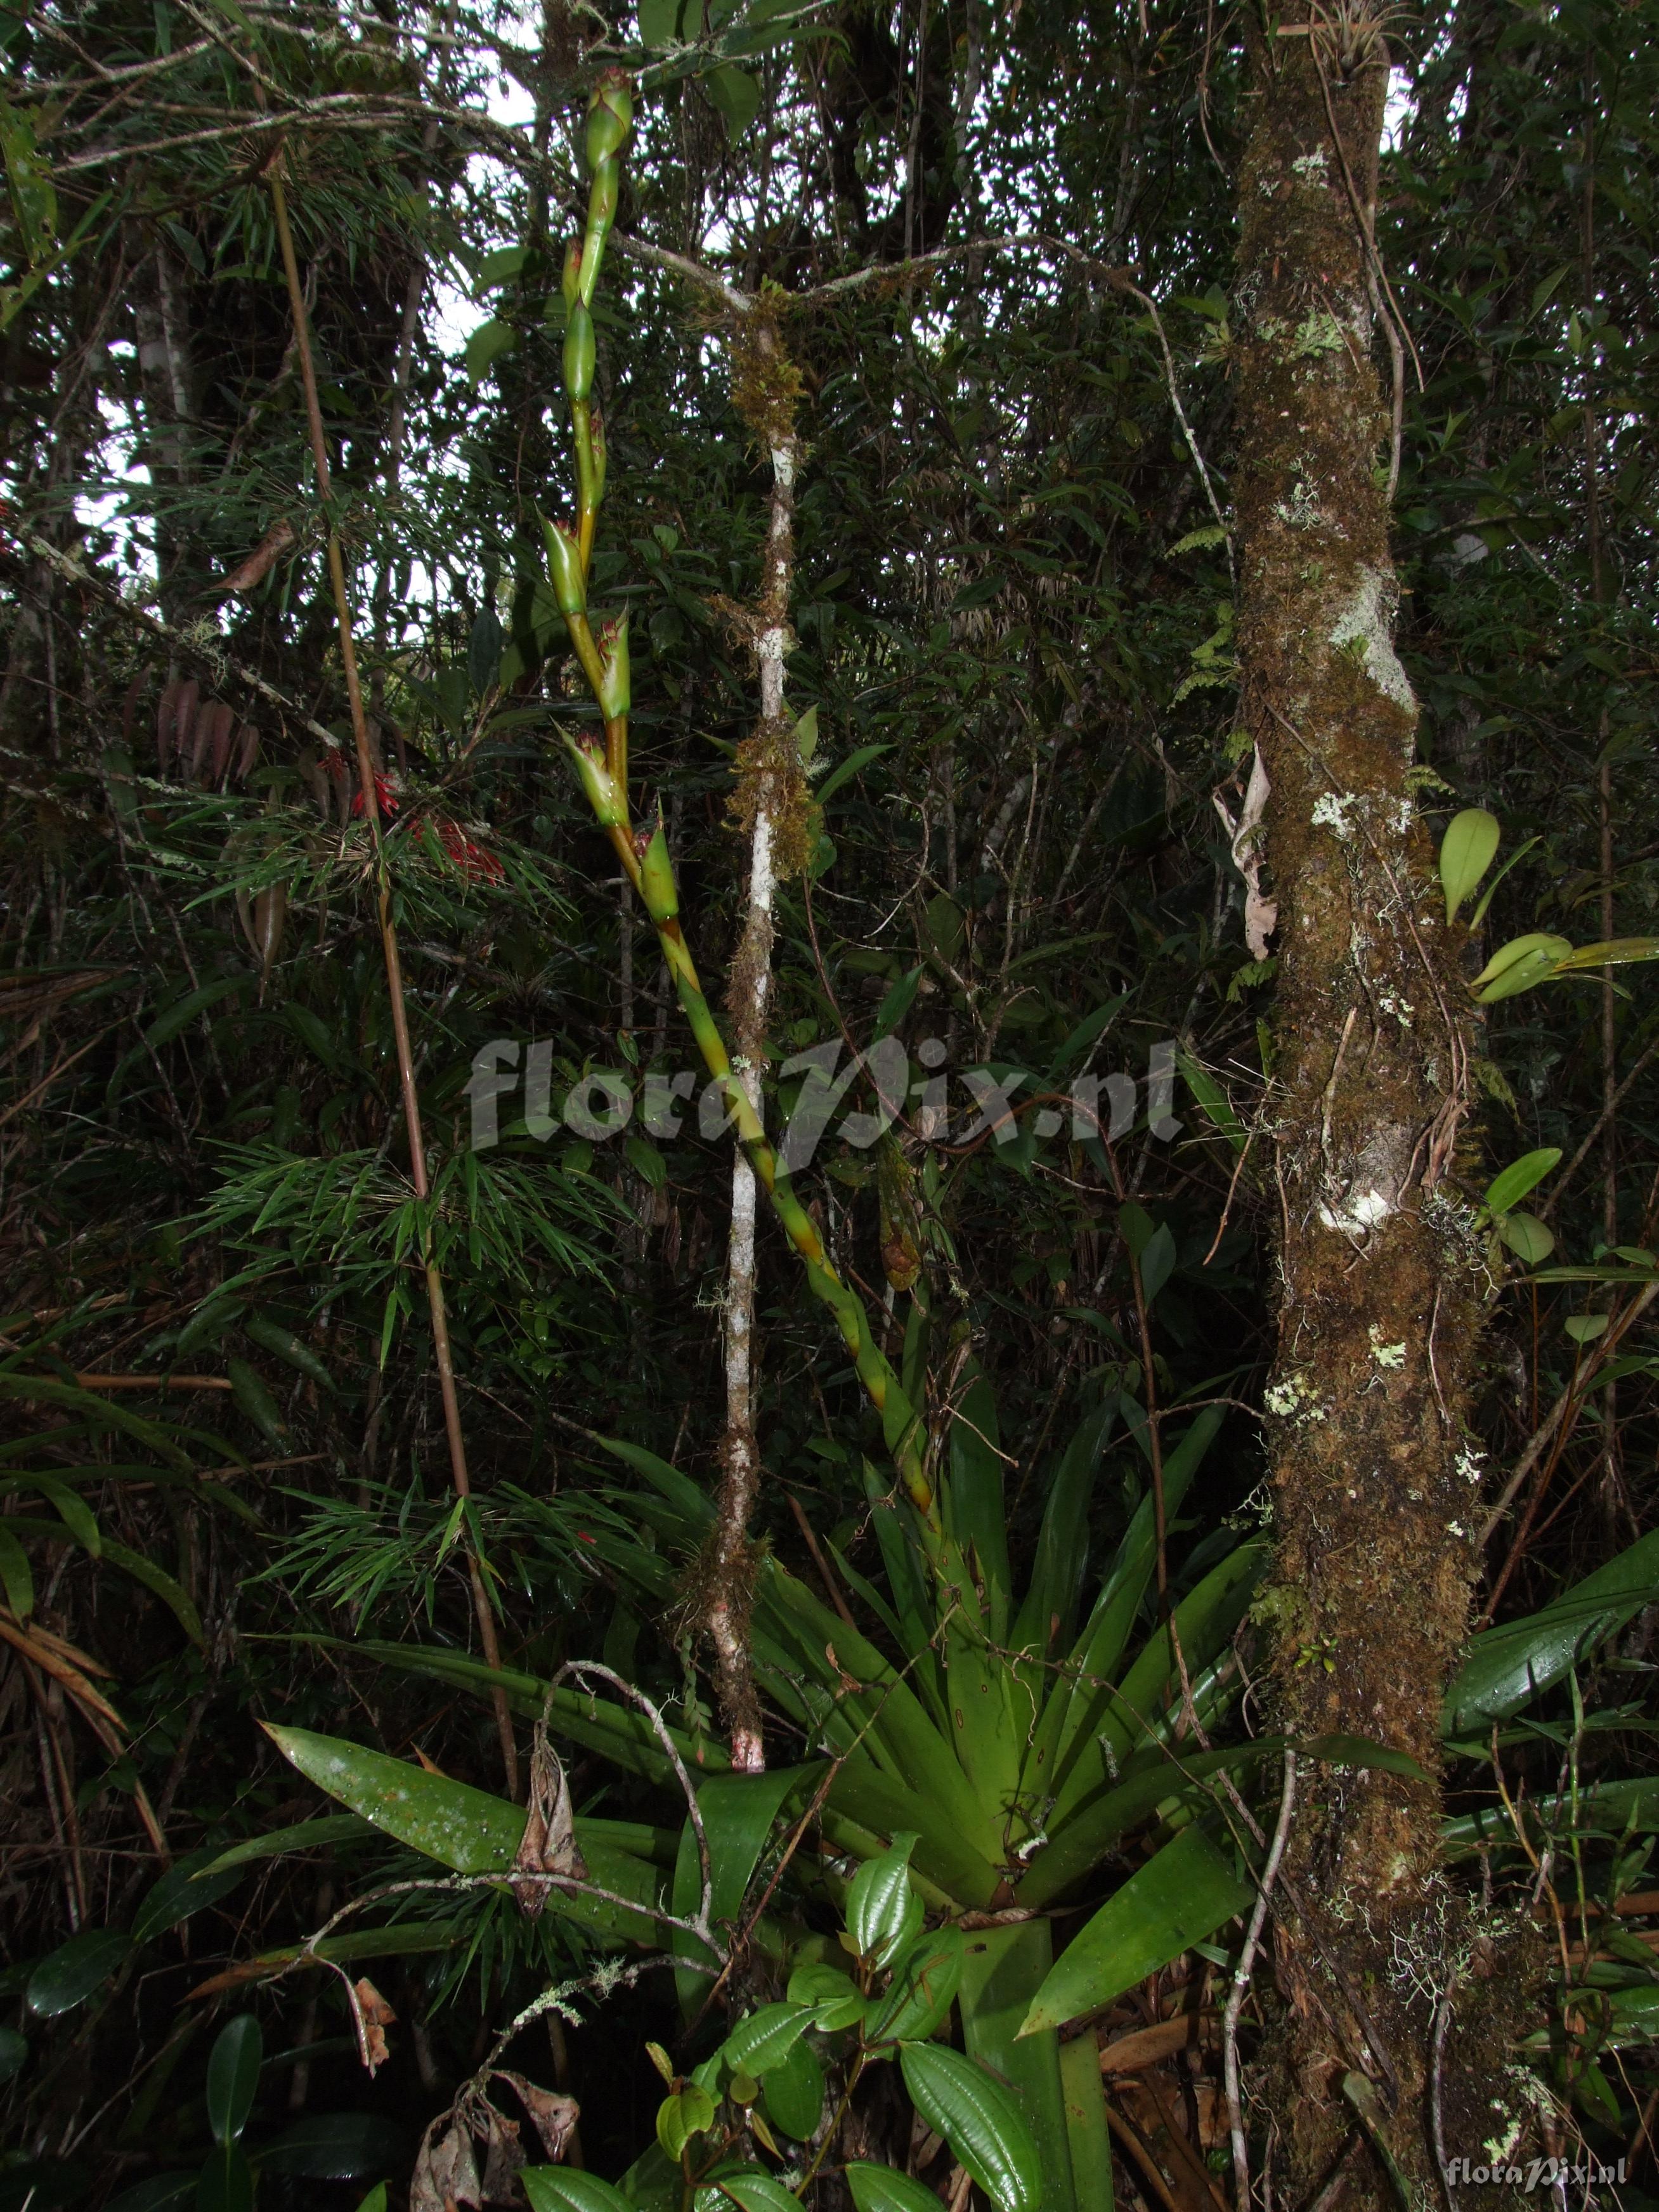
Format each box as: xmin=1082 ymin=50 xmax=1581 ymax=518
xmin=495 ymin=2073 xmax=579 ymax=2163
xmin=217 ymin=517 xmax=298 ymax=598
xmin=353 ymin=1977 xmax=396 ymax=2074
xmin=412 ymin=2120 xmax=482 ymax=2212
xmin=513 ymin=1726 xmax=587 ymax=1917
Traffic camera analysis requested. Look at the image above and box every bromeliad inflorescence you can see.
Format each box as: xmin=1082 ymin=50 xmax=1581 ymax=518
xmin=540 ymin=72 xmax=942 ymax=1539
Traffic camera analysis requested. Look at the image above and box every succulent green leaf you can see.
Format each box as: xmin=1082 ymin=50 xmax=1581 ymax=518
xmin=1471 ymin=932 xmax=1571 ymax=1002
xmin=1483 ymin=1147 xmax=1561 ymax=1218
xmin=1438 ymin=807 xmax=1500 ymax=922
xmin=1547 ymin=935 xmax=1659 ymax=973
xmin=898 ymin=2043 xmax=1043 ymax=2212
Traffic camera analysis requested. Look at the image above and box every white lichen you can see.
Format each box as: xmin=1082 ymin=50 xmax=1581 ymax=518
xmin=1330 ymin=568 xmax=1415 ymax=713
xmin=1368 ymin=1325 xmax=1407 ymax=1369
xmin=1311 ymin=790 xmax=1356 ymax=839
xmin=1318 ymin=1186 xmax=1396 ymax=1235
xmin=1291 ymin=149 xmax=1329 ymax=178
xmin=1265 ymin=1370 xmax=1328 ymax=1424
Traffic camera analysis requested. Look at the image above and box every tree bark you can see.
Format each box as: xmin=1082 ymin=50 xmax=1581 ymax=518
xmin=1234 ymin=11 xmax=1490 ymax=2201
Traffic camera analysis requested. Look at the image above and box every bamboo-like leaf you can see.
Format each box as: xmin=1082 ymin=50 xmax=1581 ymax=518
xmin=197 ymin=1816 xmax=375 ymax=1876
xmin=1018 ymin=1826 xmax=1252 ymax=2035
xmin=898 ymin=2043 xmax=1043 ymax=2212
xmin=1438 ymin=807 xmax=1500 ymax=922
xmin=0 ymin=1372 xmax=193 ymax=1470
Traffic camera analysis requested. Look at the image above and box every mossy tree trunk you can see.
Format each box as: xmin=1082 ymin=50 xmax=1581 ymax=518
xmin=1235 ymin=11 xmax=1491 ymax=2202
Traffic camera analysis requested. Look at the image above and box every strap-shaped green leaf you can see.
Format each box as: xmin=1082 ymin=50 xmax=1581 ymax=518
xmin=1444 ymin=1530 xmax=1659 ymax=1734
xmin=264 ymin=1722 xmax=662 ymax=1944
xmin=672 ymin=1765 xmax=813 ymax=2000
xmin=1018 ymin=1826 xmax=1252 ymax=2035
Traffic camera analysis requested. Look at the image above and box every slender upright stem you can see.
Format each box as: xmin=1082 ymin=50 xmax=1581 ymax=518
xmin=545 ymin=81 xmax=942 ymax=1554
xmin=268 ymin=169 xmax=517 ymax=1797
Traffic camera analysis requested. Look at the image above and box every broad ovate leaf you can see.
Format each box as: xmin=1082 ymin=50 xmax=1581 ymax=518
xmin=1497 ymin=1212 xmax=1554 ymax=1265
xmin=845 ymin=1831 xmax=922 ymax=1968
xmin=695 ymin=2176 xmax=800 ymax=2212
xmin=786 ymin=1961 xmax=863 ymax=2031
xmin=1439 ymin=808 xmax=1500 ymax=923
xmin=846 ymin=2168 xmax=952 ymax=2212
xmin=897 ymin=2043 xmax=1042 ymax=2212
xmin=866 ymin=1923 xmax=964 ymax=2045
xmin=522 ymin=2175 xmax=633 ymax=2212
xmin=205 ymin=2014 xmax=263 ymax=2147
xmin=719 ymin=2001 xmax=812 ymax=2079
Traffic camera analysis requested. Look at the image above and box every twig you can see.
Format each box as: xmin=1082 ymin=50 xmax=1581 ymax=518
xmin=1225 ymin=1748 xmax=1298 ymax=2212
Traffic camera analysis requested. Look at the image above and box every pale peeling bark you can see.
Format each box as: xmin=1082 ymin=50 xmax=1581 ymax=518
xmin=1234 ymin=11 xmax=1502 ymax=2201
xmin=708 ymin=412 xmax=798 ymax=1776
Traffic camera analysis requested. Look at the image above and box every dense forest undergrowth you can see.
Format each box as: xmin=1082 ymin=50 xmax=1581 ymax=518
xmin=2 ymin=1 xmax=1659 ymax=2208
